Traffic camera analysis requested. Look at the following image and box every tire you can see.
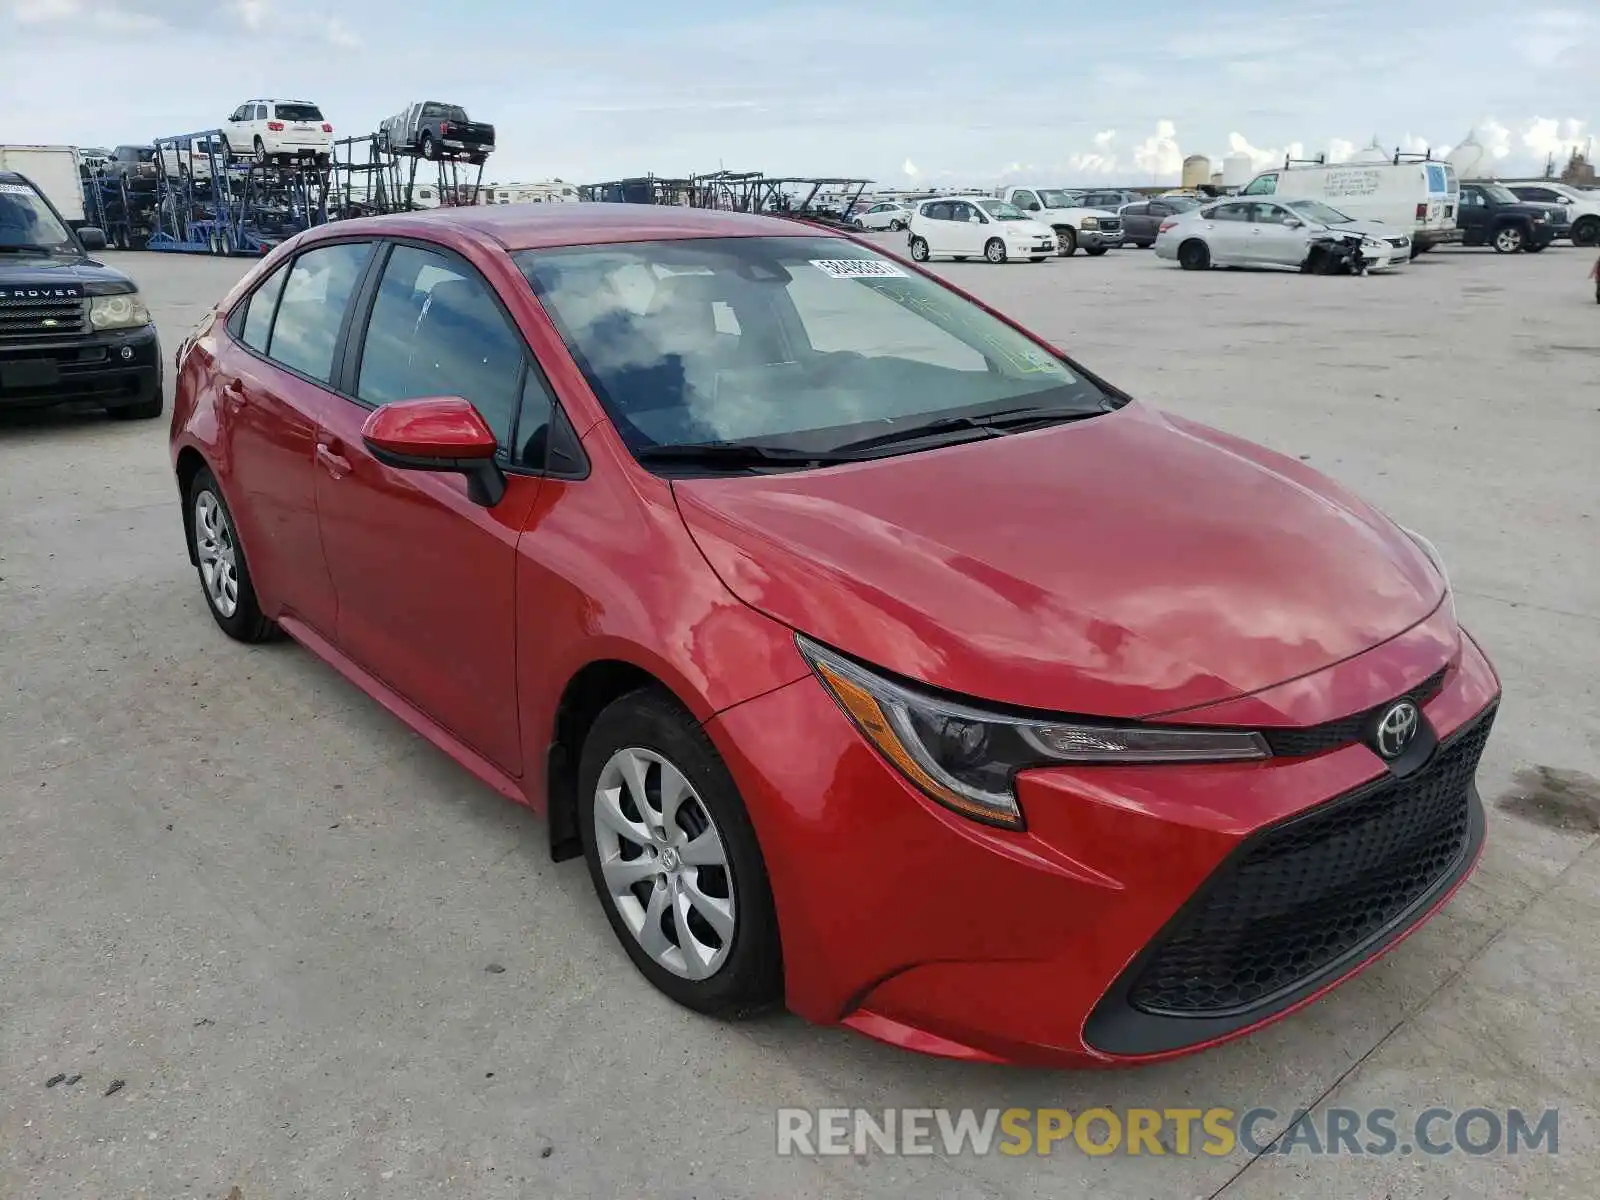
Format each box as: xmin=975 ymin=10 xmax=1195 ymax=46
xmin=108 ymin=388 xmax=163 ymax=420
xmin=984 ymin=238 xmax=1007 ymax=264
xmin=1085 ymin=246 xmax=1109 ymax=257
xmin=1178 ymin=239 xmax=1211 ymax=271
xmin=909 ymin=236 xmax=929 ymax=262
xmin=1056 ymin=227 xmax=1077 ymax=256
xmin=253 ymin=137 xmax=267 ymax=165
xmin=852 ymin=218 xmax=866 ymax=230
xmin=952 ymin=256 xmax=969 ymax=262
xmin=889 ymin=219 xmax=905 ymax=232
xmin=420 ymin=134 xmax=436 ymax=161
xmin=1573 ymin=217 xmax=1600 ymax=247
xmin=315 ymin=153 xmax=330 ymax=171
xmin=1524 ymin=241 xmax=1547 ymax=253
xmin=218 ymin=135 xmax=232 ymax=161
xmin=1028 ymin=256 xmax=1045 ymax=262
xmin=578 ymin=688 xmax=782 ymax=1017
xmin=1492 ymin=225 xmax=1524 ymax=254
xmin=186 ymin=467 xmax=277 ymax=643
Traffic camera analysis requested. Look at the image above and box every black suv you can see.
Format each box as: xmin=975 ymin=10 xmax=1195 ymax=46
xmin=0 ymin=171 xmax=162 ymax=419
xmin=1456 ymin=182 xmax=1557 ymax=253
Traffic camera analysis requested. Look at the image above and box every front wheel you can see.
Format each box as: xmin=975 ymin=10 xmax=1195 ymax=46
xmin=889 ymin=219 xmax=905 ymax=232
xmin=253 ymin=137 xmax=267 ymax=165
xmin=1572 ymin=217 xmax=1600 ymax=247
xmin=1493 ymin=226 xmax=1525 ymax=253
xmin=420 ymin=134 xmax=436 ymax=161
xmin=909 ymin=236 xmax=929 ymax=262
xmin=1524 ymin=241 xmax=1547 ymax=254
xmin=186 ymin=467 xmax=277 ymax=643
xmin=1056 ymin=228 xmax=1077 ymax=256
xmin=984 ymin=238 xmax=1007 ymax=264
xmin=578 ymin=689 xmax=782 ymax=1016
xmin=1085 ymin=246 xmax=1109 ymax=257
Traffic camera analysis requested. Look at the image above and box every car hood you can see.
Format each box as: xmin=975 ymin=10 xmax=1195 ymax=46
xmin=1316 ymin=219 xmax=1403 ymax=240
xmin=0 ymin=254 xmax=133 ymax=292
xmin=673 ymin=402 xmax=1444 ymax=718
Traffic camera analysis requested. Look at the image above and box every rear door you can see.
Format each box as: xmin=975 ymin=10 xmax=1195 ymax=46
xmin=1200 ymin=201 xmax=1253 ymax=260
xmin=312 ymin=239 xmax=548 ymax=775
xmin=212 ymin=240 xmax=375 ymax=635
xmin=1121 ymin=202 xmax=1151 ymax=241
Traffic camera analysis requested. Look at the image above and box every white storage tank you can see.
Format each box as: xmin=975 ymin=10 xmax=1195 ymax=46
xmin=1181 ymin=155 xmax=1211 ymax=190
xmin=1447 ymin=131 xmax=1490 ymax=180
xmin=1221 ymin=152 xmax=1254 ymax=189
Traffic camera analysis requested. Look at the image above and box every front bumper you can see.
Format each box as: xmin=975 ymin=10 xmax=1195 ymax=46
xmin=1006 ymin=236 xmax=1057 ymax=256
xmin=0 ymin=324 xmax=161 ymax=409
xmin=707 ymin=611 xmax=1500 ymax=1067
xmin=1073 ymin=227 xmax=1123 ymax=251
xmin=1529 ymin=223 xmax=1558 ymax=248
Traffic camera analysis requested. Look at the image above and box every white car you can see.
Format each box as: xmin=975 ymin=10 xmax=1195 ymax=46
xmin=222 ymin=99 xmax=334 ymax=167
xmin=852 ymin=201 xmax=911 ymax=231
xmin=1154 ymin=197 xmax=1411 ymax=272
xmin=1504 ymin=182 xmax=1600 ymax=247
xmin=907 ymin=196 xmax=1056 ymax=264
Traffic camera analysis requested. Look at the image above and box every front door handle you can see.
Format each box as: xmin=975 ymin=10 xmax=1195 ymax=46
xmin=222 ymin=379 xmax=245 ymax=407
xmin=315 ymin=443 xmax=350 ymax=478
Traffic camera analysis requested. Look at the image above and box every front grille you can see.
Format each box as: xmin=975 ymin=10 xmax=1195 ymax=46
xmin=0 ymin=295 xmax=87 ymax=341
xmin=1387 ymin=237 xmax=1409 ymax=247
xmin=1126 ymin=703 xmax=1495 ymax=1017
xmin=1097 ymin=218 xmax=1122 ymax=232
xmin=1262 ymin=666 xmax=1448 ymax=759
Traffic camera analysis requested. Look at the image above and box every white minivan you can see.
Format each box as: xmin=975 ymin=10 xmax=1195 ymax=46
xmin=1238 ymin=159 xmax=1460 ymax=255
xmin=907 ymin=196 xmax=1056 ymax=263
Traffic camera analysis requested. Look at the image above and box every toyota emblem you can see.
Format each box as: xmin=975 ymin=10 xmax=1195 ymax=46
xmin=1373 ymin=700 xmax=1421 ymax=760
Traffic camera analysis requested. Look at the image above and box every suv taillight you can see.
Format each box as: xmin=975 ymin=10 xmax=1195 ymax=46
xmin=267 ymin=120 xmax=285 ymax=131
xmin=1415 ymin=202 xmax=1428 ymax=220
xmin=440 ymin=121 xmax=451 ymax=136
xmin=321 ymin=123 xmax=333 ymax=133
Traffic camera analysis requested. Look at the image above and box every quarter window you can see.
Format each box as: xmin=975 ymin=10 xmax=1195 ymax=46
xmin=237 ymin=261 xmax=290 ymax=352
xmin=265 ymin=241 xmax=372 ymax=383
xmin=354 ymin=243 xmax=526 ymax=449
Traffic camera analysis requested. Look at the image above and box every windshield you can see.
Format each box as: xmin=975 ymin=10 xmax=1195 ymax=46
xmin=0 ymin=180 xmax=75 ymax=252
xmin=1481 ymin=184 xmax=1519 ymax=205
xmin=1036 ymin=189 xmax=1078 ymax=209
xmin=1287 ymin=199 xmax=1354 ymax=225
xmin=274 ymin=102 xmax=324 ymax=122
xmin=978 ymin=199 xmax=1028 ymax=220
xmin=517 ymin=236 xmax=1113 ymax=458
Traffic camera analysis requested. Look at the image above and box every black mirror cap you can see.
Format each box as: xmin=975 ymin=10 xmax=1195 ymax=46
xmin=78 ymin=226 xmax=108 ymax=251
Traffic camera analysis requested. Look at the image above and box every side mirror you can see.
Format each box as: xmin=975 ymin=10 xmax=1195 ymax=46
xmin=361 ymin=396 xmax=506 ymax=507
xmin=1282 ymin=218 xmax=1303 ymax=229
xmin=969 ymin=214 xmax=983 ymax=223
xmin=77 ymin=226 xmax=108 ymax=251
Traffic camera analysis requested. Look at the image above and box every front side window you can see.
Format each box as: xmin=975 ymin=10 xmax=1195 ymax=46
xmin=1036 ymin=189 xmax=1076 ymax=208
xmin=977 ymin=199 xmax=1027 ymax=220
xmin=517 ymin=236 xmax=1113 ymax=458
xmin=1242 ymin=174 xmax=1278 ymax=196
xmin=355 ymin=243 xmax=525 ymax=449
xmin=266 ymin=241 xmax=372 ymax=383
xmin=0 ymin=180 xmax=74 ymax=251
xmin=1481 ymin=184 xmax=1519 ymax=205
xmin=1011 ymin=190 xmax=1039 ymax=209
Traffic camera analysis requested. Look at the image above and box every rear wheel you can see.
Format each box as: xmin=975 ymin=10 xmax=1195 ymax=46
xmin=1493 ymin=225 xmax=1524 ymax=253
xmin=909 ymin=236 xmax=929 ymax=262
xmin=889 ymin=219 xmax=905 ymax=231
xmin=984 ymin=238 xmax=1007 ymax=264
xmin=579 ymin=689 xmax=782 ymax=1016
xmin=253 ymin=137 xmax=267 ymax=165
xmin=186 ymin=467 xmax=277 ymax=643
xmin=1178 ymin=239 xmax=1211 ymax=271
xmin=1573 ymin=216 xmax=1600 ymax=247
xmin=420 ymin=134 xmax=436 ymax=161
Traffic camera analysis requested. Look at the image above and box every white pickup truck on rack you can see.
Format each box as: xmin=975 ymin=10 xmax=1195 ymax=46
xmin=994 ymin=185 xmax=1124 ymax=255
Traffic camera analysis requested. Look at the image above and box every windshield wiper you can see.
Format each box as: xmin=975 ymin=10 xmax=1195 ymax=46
xmin=0 ymin=244 xmax=55 ymax=255
xmin=831 ymin=403 xmax=1110 ymax=455
xmin=636 ymin=442 xmax=864 ymax=470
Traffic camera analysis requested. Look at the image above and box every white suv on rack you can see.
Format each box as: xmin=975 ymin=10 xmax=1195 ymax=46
xmin=222 ymin=100 xmax=335 ymax=167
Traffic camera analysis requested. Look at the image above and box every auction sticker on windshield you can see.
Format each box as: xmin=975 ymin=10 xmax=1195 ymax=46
xmin=810 ymin=259 xmax=909 ymax=279
xmin=0 ymin=184 xmax=38 ymax=195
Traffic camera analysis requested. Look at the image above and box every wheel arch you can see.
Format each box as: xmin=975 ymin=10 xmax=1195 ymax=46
xmin=174 ymin=445 xmax=211 ymax=566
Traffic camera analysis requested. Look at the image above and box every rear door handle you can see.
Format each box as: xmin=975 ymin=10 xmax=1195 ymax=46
xmin=315 ymin=443 xmax=350 ymax=478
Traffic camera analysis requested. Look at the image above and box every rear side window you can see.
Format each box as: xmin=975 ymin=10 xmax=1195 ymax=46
xmin=266 ymin=241 xmax=372 ymax=383
xmin=236 ymin=261 xmax=290 ymax=352
xmin=1426 ymin=164 xmax=1447 ymax=194
xmin=354 ymin=243 xmax=526 ymax=449
xmin=274 ymin=103 xmax=324 ymax=122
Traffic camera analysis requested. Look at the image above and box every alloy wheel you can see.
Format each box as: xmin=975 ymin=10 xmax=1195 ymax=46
xmin=592 ymin=747 xmax=736 ymax=981
xmin=1493 ymin=227 xmax=1523 ymax=253
xmin=193 ymin=490 xmax=240 ymax=618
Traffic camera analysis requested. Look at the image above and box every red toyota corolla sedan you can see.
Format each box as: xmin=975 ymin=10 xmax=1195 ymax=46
xmin=169 ymin=204 xmax=1500 ymax=1067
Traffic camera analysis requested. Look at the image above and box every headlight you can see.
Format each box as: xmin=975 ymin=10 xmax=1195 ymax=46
xmin=1399 ymin=526 xmax=1450 ymax=592
xmin=89 ymin=293 xmax=152 ymax=330
xmin=1081 ymin=216 xmax=1100 ymax=228
xmin=798 ymin=636 xmax=1269 ymax=830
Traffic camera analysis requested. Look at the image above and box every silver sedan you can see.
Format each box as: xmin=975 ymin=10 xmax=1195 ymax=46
xmin=1154 ymin=198 xmax=1412 ymax=271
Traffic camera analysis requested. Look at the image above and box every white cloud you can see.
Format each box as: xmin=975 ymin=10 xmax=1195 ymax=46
xmin=235 ymin=0 xmax=265 ymax=29
xmin=1132 ymin=120 xmax=1182 ymax=177
xmin=1522 ymin=116 xmax=1589 ymax=161
xmin=1326 ymin=138 xmax=1356 ymax=164
xmin=322 ymin=17 xmax=358 ymax=47
xmin=1227 ymin=132 xmax=1303 ymax=170
xmin=1092 ymin=129 xmax=1116 ymax=152
xmin=902 ymin=158 xmax=919 ymax=179
xmin=11 ymin=0 xmax=79 ymax=22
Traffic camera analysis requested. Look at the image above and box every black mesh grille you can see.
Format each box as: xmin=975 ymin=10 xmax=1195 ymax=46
xmin=1127 ymin=704 xmax=1495 ymax=1017
xmin=0 ymin=294 xmax=87 ymax=341
xmin=1262 ymin=666 xmax=1449 ymax=759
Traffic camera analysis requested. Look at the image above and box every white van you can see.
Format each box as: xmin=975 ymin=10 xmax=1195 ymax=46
xmin=1237 ymin=159 xmax=1461 ymax=255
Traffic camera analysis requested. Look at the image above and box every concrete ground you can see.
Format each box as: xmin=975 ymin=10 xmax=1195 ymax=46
xmin=2 ymin=239 xmax=1597 ymax=1200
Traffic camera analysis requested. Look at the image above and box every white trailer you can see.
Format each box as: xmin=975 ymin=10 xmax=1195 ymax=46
xmin=0 ymin=144 xmax=86 ymax=226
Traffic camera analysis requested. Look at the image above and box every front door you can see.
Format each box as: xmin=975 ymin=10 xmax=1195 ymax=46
xmin=1457 ymin=188 xmax=1488 ymax=244
xmin=948 ymin=201 xmax=987 ymax=256
xmin=1246 ymin=202 xmax=1311 ymax=266
xmin=313 ymin=240 xmax=542 ymax=775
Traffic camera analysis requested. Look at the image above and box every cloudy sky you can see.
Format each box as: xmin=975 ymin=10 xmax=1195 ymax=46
xmin=2 ymin=0 xmax=1594 ymax=186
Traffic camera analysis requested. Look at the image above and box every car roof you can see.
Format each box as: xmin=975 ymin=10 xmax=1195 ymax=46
xmin=0 ymin=170 xmax=29 ymax=185
xmin=313 ymin=202 xmax=849 ymax=252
